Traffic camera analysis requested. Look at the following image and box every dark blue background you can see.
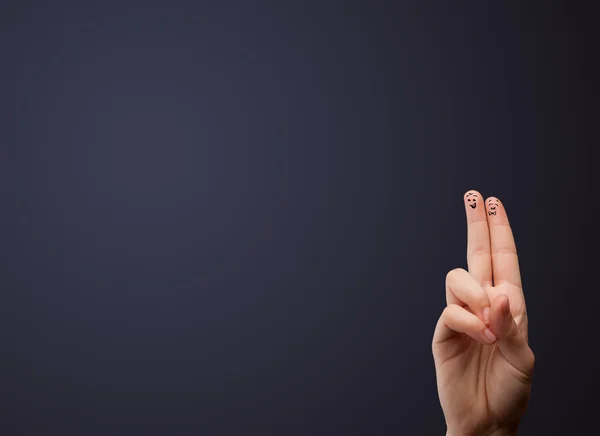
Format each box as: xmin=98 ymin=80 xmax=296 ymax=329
xmin=2 ymin=1 xmax=597 ymax=434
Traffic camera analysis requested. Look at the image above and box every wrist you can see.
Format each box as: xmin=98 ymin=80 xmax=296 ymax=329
xmin=488 ymin=430 xmax=517 ymax=436
xmin=446 ymin=428 xmax=517 ymax=436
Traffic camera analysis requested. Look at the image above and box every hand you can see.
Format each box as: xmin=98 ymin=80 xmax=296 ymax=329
xmin=432 ymin=191 xmax=535 ymax=436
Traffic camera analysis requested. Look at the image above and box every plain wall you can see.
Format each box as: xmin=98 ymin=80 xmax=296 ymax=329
xmin=2 ymin=1 xmax=597 ymax=434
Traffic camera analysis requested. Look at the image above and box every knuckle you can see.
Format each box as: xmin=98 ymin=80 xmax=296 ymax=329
xmin=470 ymin=246 xmax=490 ymax=256
xmin=442 ymin=304 xmax=459 ymax=319
xmin=493 ymin=246 xmax=518 ymax=255
xmin=446 ymin=268 xmax=465 ymax=283
xmin=526 ymin=349 xmax=536 ymax=372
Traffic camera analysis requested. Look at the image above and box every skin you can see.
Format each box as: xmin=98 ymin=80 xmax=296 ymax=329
xmin=432 ymin=191 xmax=535 ymax=436
xmin=465 ymin=191 xmax=479 ymax=209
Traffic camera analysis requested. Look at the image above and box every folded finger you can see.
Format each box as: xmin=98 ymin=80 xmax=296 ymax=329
xmin=489 ymin=294 xmax=535 ymax=375
xmin=445 ymin=268 xmax=491 ymax=324
xmin=433 ymin=304 xmax=497 ymax=346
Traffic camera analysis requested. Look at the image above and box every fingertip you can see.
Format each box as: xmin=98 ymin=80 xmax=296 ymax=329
xmin=501 ymin=295 xmax=511 ymax=316
xmin=464 ymin=190 xmax=482 ymax=211
xmin=484 ymin=328 xmax=497 ymax=344
xmin=494 ymin=294 xmax=510 ymax=315
xmin=464 ymin=189 xmax=481 ymax=198
xmin=493 ymin=293 xmax=507 ymax=303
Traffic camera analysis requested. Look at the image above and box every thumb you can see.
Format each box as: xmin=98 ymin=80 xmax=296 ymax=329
xmin=489 ymin=294 xmax=535 ymax=376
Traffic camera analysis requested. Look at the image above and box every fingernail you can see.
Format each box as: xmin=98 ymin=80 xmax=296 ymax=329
xmin=484 ymin=329 xmax=497 ymax=343
xmin=483 ymin=307 xmax=490 ymax=324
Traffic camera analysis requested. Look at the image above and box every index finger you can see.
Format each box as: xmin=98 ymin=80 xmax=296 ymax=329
xmin=464 ymin=190 xmax=492 ymax=287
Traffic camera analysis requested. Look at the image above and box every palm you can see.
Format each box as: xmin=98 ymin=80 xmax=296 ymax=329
xmin=433 ymin=192 xmax=534 ymax=435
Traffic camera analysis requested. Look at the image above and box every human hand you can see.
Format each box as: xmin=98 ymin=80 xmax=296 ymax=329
xmin=432 ymin=191 xmax=535 ymax=436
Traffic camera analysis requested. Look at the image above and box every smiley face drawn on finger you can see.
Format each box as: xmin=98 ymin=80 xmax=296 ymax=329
xmin=465 ymin=192 xmax=478 ymax=209
xmin=487 ymin=198 xmax=499 ymax=216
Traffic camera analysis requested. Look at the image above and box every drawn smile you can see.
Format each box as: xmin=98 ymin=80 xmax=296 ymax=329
xmin=487 ymin=201 xmax=498 ymax=216
xmin=465 ymin=192 xmax=478 ymax=209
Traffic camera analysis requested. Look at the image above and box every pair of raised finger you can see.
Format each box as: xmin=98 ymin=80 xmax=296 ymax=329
xmin=465 ymin=191 xmax=521 ymax=288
